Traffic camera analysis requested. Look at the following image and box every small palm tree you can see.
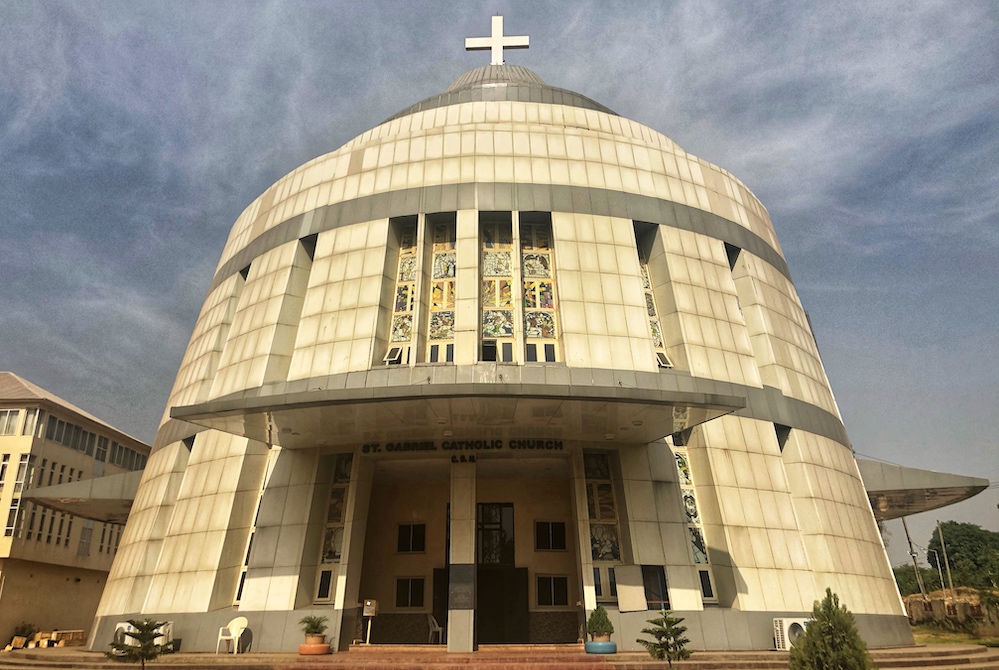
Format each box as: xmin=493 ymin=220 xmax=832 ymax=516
xmin=636 ymin=610 xmax=691 ymax=668
xmin=106 ymin=618 xmax=166 ymax=670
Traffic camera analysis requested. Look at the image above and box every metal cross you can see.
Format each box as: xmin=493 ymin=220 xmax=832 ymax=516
xmin=465 ymin=15 xmax=529 ymax=65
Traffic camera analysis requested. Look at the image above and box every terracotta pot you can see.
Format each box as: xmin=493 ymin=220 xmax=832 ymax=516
xmin=305 ymin=634 xmax=326 ymax=645
xmin=592 ymin=633 xmax=611 ymax=642
xmin=298 ymin=642 xmax=330 ymax=655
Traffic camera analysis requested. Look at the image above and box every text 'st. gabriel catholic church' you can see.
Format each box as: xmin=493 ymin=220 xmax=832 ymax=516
xmin=93 ymin=16 xmax=917 ymax=652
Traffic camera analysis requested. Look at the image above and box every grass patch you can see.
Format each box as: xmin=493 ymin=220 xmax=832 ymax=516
xmin=911 ymin=624 xmax=999 ymax=648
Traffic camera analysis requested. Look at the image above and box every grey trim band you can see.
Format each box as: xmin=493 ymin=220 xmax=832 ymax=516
xmin=209 ymin=183 xmax=790 ymax=294
xmin=386 ymin=82 xmax=617 ymax=123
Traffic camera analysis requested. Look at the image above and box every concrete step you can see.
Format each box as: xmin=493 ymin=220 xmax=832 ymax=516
xmin=0 ymin=644 xmax=996 ymax=670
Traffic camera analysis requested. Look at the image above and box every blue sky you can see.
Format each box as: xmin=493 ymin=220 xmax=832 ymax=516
xmin=1 ymin=1 xmax=995 ymax=563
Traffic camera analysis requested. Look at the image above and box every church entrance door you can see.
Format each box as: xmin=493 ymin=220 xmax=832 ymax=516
xmin=475 ymin=502 xmax=528 ymax=643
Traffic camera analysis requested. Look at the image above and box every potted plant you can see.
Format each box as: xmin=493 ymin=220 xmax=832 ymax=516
xmin=298 ymin=615 xmax=330 ymax=655
xmin=585 ymin=605 xmax=617 ymax=654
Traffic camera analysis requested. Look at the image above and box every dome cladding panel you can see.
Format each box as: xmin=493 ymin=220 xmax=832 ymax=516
xmin=219 ymin=76 xmax=777 ymax=274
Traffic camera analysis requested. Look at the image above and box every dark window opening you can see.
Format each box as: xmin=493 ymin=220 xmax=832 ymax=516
xmin=698 ymin=569 xmax=714 ymax=599
xmin=642 ymin=565 xmax=670 ymax=610
xmin=482 ymin=340 xmax=497 ymax=362
xmin=534 ymin=521 xmax=567 ymax=551
xmin=593 ymin=567 xmax=602 ymax=597
xmin=526 ymin=343 xmax=538 ymax=362
xmin=397 ymin=523 xmax=426 ymax=553
xmin=317 ymin=569 xmax=333 ymax=600
xmin=396 ymin=577 xmax=425 ymax=608
xmin=501 ymin=342 xmax=513 ymax=362
xmin=537 ymin=576 xmax=569 ymax=607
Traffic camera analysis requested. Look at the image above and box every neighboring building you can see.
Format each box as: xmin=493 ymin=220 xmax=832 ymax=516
xmin=93 ymin=19 xmax=983 ymax=653
xmin=0 ymin=372 xmax=149 ymax=645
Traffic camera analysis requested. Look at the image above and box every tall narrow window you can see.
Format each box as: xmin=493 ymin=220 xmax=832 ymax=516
xmin=521 ymin=213 xmax=560 ymax=362
xmin=640 ymin=254 xmax=672 ymax=368
xmin=0 ymin=454 xmax=8 ymax=492
xmin=426 ymin=213 xmax=457 ymax=363
xmin=480 ymin=213 xmax=515 ymax=362
xmin=386 ymin=218 xmax=418 ymax=365
xmin=315 ymin=453 xmax=353 ymax=602
xmin=669 ymin=432 xmax=717 ymax=602
xmin=584 ymin=453 xmax=621 ymax=562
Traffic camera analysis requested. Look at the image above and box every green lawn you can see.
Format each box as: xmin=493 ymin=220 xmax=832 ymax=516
xmin=911 ymin=624 xmax=999 ymax=648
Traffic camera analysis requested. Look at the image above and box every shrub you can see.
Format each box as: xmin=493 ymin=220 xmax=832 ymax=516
xmin=299 ymin=615 xmax=329 ymax=636
xmin=105 ymin=618 xmax=167 ymax=670
xmin=586 ymin=605 xmax=614 ymax=638
xmin=636 ymin=610 xmax=691 ymax=667
xmin=789 ymin=588 xmax=875 ymax=670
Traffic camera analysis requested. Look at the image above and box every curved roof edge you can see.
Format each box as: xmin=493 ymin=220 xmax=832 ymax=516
xmin=857 ymin=459 xmax=990 ymax=520
xmin=386 ymin=65 xmax=617 ymax=123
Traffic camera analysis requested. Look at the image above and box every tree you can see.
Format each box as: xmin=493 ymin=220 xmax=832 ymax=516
xmin=636 ymin=611 xmax=691 ymax=668
xmin=106 ymin=619 xmax=167 ymax=670
xmin=928 ymin=522 xmax=999 ymax=590
xmin=892 ymin=564 xmax=942 ymax=596
xmin=789 ymin=589 xmax=874 ymax=670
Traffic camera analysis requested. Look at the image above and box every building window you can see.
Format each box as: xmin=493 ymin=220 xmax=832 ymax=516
xmin=0 ymin=454 xmax=8 ymax=491
xmin=78 ymin=522 xmax=93 ymax=556
xmin=698 ymin=569 xmax=715 ymax=601
xmin=4 ymin=499 xmax=19 ymax=536
xmin=521 ymin=213 xmax=560 ymax=363
xmin=534 ymin=521 xmax=566 ymax=551
xmin=397 ymin=523 xmax=426 ymax=553
xmin=315 ymin=453 xmax=352 ymax=602
xmin=480 ymin=212 xmax=515 ymax=361
xmin=95 ymin=436 xmax=108 ymax=462
xmin=426 ymin=213 xmax=457 ymax=363
xmin=0 ymin=410 xmax=19 ymax=435
xmin=537 ymin=575 xmax=569 ymax=607
xmin=584 ymin=452 xmax=621 ymax=562
xmin=22 ymin=408 xmax=42 ymax=436
xmin=395 ymin=577 xmax=425 ymax=608
xmin=639 ymin=254 xmax=672 ymax=368
xmin=386 ymin=217 xmax=418 ymax=366
xmin=642 ymin=565 xmax=670 ymax=610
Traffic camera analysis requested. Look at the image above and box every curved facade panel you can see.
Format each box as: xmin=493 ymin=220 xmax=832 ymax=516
xmin=95 ymin=65 xmax=910 ymax=652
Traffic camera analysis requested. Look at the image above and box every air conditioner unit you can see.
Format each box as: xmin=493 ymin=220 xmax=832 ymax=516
xmin=774 ymin=617 xmax=809 ymax=650
xmin=113 ymin=621 xmax=174 ymax=648
xmin=153 ymin=621 xmax=174 ymax=647
xmin=113 ymin=622 xmax=137 ymax=647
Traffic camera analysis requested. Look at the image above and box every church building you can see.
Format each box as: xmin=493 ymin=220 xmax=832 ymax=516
xmin=93 ymin=18 xmax=920 ymax=652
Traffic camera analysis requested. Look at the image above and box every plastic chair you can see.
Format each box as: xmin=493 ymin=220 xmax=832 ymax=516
xmin=428 ymin=613 xmax=444 ymax=644
xmin=216 ymin=616 xmax=248 ymax=654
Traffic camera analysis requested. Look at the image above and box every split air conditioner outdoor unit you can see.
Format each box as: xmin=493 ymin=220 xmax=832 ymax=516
xmin=774 ymin=617 xmax=809 ymax=650
xmin=113 ymin=621 xmax=174 ymax=648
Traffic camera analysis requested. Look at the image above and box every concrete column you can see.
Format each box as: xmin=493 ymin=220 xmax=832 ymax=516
xmin=333 ymin=456 xmax=374 ymax=651
xmin=447 ymin=460 xmax=476 ymax=652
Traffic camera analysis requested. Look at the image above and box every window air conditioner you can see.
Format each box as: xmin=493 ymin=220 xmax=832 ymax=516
xmin=774 ymin=617 xmax=809 ymax=651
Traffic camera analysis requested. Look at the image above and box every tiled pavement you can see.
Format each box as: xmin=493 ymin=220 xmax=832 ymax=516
xmin=1 ymin=643 xmax=998 ymax=670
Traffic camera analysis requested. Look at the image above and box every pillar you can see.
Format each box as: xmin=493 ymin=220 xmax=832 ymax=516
xmin=447 ymin=460 xmax=476 ymax=652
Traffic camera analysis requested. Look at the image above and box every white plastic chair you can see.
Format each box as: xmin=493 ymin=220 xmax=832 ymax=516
xmin=216 ymin=616 xmax=248 ymax=654
xmin=428 ymin=613 xmax=444 ymax=644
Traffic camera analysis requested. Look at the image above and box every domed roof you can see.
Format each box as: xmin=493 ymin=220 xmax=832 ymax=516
xmin=386 ymin=64 xmax=617 ymax=123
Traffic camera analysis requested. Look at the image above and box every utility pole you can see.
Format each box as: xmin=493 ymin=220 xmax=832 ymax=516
xmin=901 ymin=517 xmax=926 ymax=598
xmin=936 ymin=520 xmax=956 ymax=600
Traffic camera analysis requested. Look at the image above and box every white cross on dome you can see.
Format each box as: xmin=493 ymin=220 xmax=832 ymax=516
xmin=465 ymin=15 xmax=529 ymax=65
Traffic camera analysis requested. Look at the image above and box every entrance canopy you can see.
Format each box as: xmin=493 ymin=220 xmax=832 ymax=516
xmin=171 ymin=365 xmax=744 ymax=449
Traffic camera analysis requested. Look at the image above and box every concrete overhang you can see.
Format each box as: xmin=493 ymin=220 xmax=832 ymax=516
xmin=171 ymin=365 xmax=745 ymax=450
xmin=857 ymin=459 xmax=990 ymax=521
xmin=21 ymin=470 xmax=142 ymax=524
